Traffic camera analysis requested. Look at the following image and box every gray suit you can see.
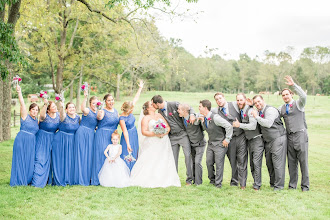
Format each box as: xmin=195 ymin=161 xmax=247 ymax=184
xmin=203 ymin=112 xmax=233 ymax=188
xmin=159 ymin=101 xmax=193 ymax=184
xmin=213 ymin=102 xmax=248 ymax=187
xmin=256 ymin=105 xmax=287 ymax=190
xmin=183 ymin=116 xmax=206 ymax=185
xmin=239 ymin=106 xmax=264 ymax=190
xmin=280 ymin=83 xmax=309 ymax=191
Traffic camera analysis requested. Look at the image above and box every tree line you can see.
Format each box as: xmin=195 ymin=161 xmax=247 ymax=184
xmin=1 ymin=0 xmax=329 ymax=141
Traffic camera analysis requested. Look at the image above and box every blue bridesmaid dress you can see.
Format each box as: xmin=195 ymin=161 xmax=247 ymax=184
xmin=74 ymin=109 xmax=97 ymax=185
xmin=52 ymin=114 xmax=80 ymax=186
xmin=91 ymin=109 xmax=119 ymax=185
xmin=32 ymin=113 xmax=60 ymax=188
xmin=10 ymin=115 xmax=39 ymax=186
xmin=120 ymin=114 xmax=139 ymax=171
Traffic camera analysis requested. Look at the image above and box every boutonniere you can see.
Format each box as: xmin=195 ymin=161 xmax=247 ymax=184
xmin=289 ymin=104 xmax=293 ymax=108
xmin=207 ymin=117 xmax=211 ymax=121
xmin=169 ymin=112 xmax=173 ymax=116
xmin=225 ymin=114 xmax=228 ymax=117
xmin=187 ymin=120 xmax=190 ymax=123
xmin=260 ymin=114 xmax=264 ymax=118
xmin=243 ymin=114 xmax=247 ymax=118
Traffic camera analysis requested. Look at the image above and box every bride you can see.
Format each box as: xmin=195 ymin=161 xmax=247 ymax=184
xmin=130 ymin=101 xmax=181 ymax=188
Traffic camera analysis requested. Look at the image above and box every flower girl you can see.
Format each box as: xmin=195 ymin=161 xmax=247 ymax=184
xmin=98 ymin=130 xmax=130 ymax=188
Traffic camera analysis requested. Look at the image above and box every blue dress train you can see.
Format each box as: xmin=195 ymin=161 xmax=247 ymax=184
xmin=10 ymin=115 xmax=39 ymax=186
xmin=119 ymin=114 xmax=139 ymax=171
xmin=74 ymin=109 xmax=97 ymax=185
xmin=52 ymin=115 xmax=80 ymax=186
xmin=32 ymin=113 xmax=60 ymax=188
xmin=91 ymin=108 xmax=119 ymax=185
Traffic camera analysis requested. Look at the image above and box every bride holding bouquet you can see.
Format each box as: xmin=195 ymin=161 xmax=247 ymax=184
xmin=130 ymin=101 xmax=181 ymax=188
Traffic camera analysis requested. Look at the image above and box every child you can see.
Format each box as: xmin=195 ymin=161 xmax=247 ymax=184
xmin=98 ymin=130 xmax=130 ymax=188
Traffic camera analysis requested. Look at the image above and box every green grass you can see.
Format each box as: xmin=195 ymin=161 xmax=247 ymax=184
xmin=1 ymin=91 xmax=330 ymax=219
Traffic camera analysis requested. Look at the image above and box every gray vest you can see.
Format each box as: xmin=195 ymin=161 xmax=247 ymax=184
xmin=280 ymin=101 xmax=307 ymax=134
xmin=204 ymin=113 xmax=226 ymax=146
xmin=218 ymin=102 xmax=243 ymax=137
xmin=241 ymin=107 xmax=262 ymax=140
xmin=184 ymin=118 xmax=205 ymax=145
xmin=259 ymin=105 xmax=286 ymax=142
xmin=159 ymin=102 xmax=187 ymax=137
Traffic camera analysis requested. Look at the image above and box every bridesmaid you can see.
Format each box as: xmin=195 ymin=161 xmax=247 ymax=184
xmin=10 ymin=85 xmax=39 ymax=186
xmin=91 ymin=93 xmax=119 ymax=185
xmin=74 ymin=89 xmax=98 ymax=185
xmin=119 ymin=80 xmax=144 ymax=170
xmin=32 ymin=97 xmax=60 ymax=188
xmin=52 ymin=101 xmax=80 ymax=186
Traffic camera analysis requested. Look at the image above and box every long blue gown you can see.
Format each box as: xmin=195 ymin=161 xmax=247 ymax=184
xmin=10 ymin=115 xmax=39 ymax=186
xmin=32 ymin=113 xmax=60 ymax=188
xmin=74 ymin=109 xmax=97 ymax=185
xmin=52 ymin=114 xmax=80 ymax=186
xmin=91 ymin=108 xmax=119 ymax=185
xmin=120 ymin=114 xmax=139 ymax=171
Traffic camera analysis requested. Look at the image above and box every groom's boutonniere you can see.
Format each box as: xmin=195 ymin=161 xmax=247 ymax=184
xmin=169 ymin=112 xmax=173 ymax=116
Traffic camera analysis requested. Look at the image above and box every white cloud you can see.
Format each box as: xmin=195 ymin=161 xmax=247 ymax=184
xmin=153 ymin=0 xmax=330 ymax=59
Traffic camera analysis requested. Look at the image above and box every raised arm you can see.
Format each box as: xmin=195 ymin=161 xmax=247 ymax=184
xmin=96 ymin=109 xmax=105 ymax=120
xmin=16 ymin=85 xmax=28 ymax=120
xmin=59 ymin=101 xmax=66 ymax=122
xmin=284 ymin=75 xmax=307 ymax=110
xmin=81 ymin=90 xmax=90 ymax=116
xmin=119 ymin=119 xmax=132 ymax=152
xmin=132 ymin=80 xmax=144 ymax=107
xmin=39 ymin=97 xmax=48 ymax=122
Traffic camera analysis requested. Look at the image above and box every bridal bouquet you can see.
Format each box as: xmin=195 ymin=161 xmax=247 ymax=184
xmin=124 ymin=152 xmax=136 ymax=163
xmin=37 ymin=90 xmax=49 ymax=99
xmin=12 ymin=75 xmax=22 ymax=86
xmin=153 ymin=119 xmax=168 ymax=135
xmin=81 ymin=82 xmax=89 ymax=91
xmin=55 ymin=93 xmax=64 ymax=102
xmin=96 ymin=101 xmax=103 ymax=110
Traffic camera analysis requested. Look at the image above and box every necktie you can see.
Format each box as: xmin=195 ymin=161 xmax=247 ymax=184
xmin=240 ymin=110 xmax=244 ymax=119
xmin=160 ymin=108 xmax=166 ymax=112
xmin=204 ymin=117 xmax=208 ymax=128
xmin=222 ymin=107 xmax=227 ymax=115
xmin=286 ymin=104 xmax=289 ymax=114
xmin=259 ymin=111 xmax=262 ymax=116
xmin=184 ymin=119 xmax=188 ymax=127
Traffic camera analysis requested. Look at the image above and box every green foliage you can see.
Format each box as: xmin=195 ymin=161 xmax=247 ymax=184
xmin=0 ymin=22 xmax=28 ymax=79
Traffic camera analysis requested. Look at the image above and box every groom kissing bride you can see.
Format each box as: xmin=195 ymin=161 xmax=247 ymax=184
xmin=151 ymin=95 xmax=196 ymax=186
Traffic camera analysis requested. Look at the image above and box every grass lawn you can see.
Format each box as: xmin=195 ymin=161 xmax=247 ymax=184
xmin=1 ymin=91 xmax=329 ymax=219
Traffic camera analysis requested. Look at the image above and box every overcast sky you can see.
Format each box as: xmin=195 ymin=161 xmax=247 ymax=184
xmin=153 ymin=0 xmax=330 ymax=60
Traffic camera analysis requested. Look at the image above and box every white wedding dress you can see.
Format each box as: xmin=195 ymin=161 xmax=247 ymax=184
xmin=130 ymin=119 xmax=181 ymax=188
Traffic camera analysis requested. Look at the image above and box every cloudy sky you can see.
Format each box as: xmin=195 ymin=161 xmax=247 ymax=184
xmin=153 ymin=0 xmax=330 ymax=60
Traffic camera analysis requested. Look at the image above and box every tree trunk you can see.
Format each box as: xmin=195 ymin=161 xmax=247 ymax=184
xmin=76 ymin=65 xmax=83 ymax=111
xmin=70 ymin=83 xmax=73 ymax=102
xmin=0 ymin=79 xmax=3 ymax=142
xmin=2 ymin=67 xmax=12 ymax=140
xmin=116 ymin=74 xmax=121 ymax=101
xmin=1 ymin=1 xmax=22 ymax=141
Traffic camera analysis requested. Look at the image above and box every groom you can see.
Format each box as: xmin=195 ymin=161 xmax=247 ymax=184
xmin=151 ymin=95 xmax=195 ymax=185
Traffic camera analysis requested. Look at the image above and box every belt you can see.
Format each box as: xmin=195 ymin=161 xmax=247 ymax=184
xmin=59 ymin=130 xmax=74 ymax=135
xmin=21 ymin=130 xmax=34 ymax=135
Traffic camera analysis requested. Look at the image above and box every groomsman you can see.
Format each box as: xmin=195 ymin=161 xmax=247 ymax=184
xmin=177 ymin=103 xmax=206 ymax=185
xmin=212 ymin=93 xmax=247 ymax=189
xmin=232 ymin=93 xmax=264 ymax=190
xmin=280 ymin=75 xmax=309 ymax=191
xmin=151 ymin=95 xmax=195 ymax=185
xmin=251 ymin=95 xmax=287 ymax=190
xmin=199 ymin=100 xmax=233 ymax=188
